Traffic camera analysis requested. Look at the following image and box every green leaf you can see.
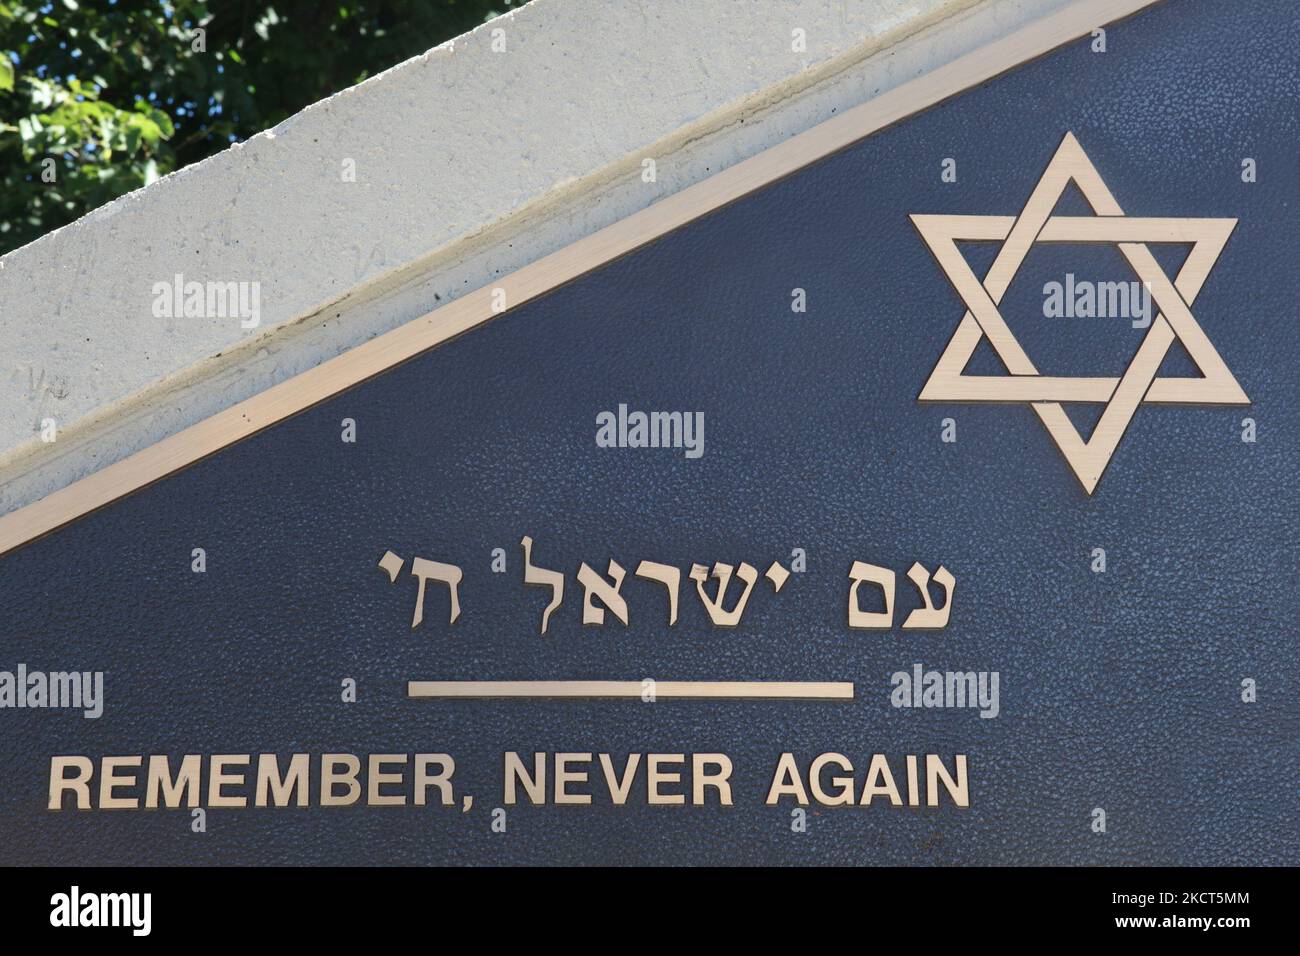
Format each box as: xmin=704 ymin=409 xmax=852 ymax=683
xmin=147 ymin=107 xmax=174 ymax=139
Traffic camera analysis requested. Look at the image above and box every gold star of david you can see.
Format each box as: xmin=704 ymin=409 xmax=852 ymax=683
xmin=912 ymin=132 xmax=1249 ymax=494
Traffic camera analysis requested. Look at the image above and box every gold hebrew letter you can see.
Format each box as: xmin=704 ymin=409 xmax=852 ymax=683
xmin=690 ymin=562 xmax=759 ymax=627
xmin=901 ymin=563 xmax=955 ymax=629
xmin=377 ymin=550 xmax=405 ymax=583
xmin=635 ymin=561 xmax=681 ymax=626
xmin=521 ymin=535 xmax=564 ymax=635
xmin=848 ymin=560 xmax=895 ymax=629
xmin=577 ymin=559 xmax=629 ymax=626
xmin=410 ymin=557 xmax=463 ymax=628
xmin=765 ymin=561 xmax=790 ymax=593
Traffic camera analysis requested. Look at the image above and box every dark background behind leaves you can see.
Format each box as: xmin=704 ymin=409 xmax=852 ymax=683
xmin=0 ymin=0 xmax=506 ymax=255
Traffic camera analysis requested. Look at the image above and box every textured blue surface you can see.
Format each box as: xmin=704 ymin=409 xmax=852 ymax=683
xmin=0 ymin=0 xmax=1295 ymax=865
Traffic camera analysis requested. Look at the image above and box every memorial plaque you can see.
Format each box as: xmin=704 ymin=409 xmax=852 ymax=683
xmin=0 ymin=1 xmax=1294 ymax=869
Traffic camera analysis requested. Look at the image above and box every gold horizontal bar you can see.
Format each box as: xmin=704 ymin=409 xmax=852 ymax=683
xmin=907 ymin=215 xmax=1233 ymax=244
xmin=921 ymin=375 xmax=1121 ymax=402
xmin=1037 ymin=216 xmax=1236 ymax=242
xmin=407 ymin=680 xmax=853 ymax=700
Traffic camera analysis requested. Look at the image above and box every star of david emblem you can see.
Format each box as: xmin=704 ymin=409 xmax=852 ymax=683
xmin=912 ymin=132 xmax=1249 ymax=493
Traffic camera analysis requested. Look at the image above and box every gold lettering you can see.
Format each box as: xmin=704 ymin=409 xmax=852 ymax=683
xmin=49 ymin=756 xmax=93 ymax=810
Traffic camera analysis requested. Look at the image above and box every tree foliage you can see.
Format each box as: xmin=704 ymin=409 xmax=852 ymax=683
xmin=1 ymin=0 xmax=505 ymax=254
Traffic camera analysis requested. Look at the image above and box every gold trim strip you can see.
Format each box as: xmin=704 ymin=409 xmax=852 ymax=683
xmin=407 ymin=680 xmax=854 ymax=700
xmin=0 ymin=0 xmax=1161 ymax=557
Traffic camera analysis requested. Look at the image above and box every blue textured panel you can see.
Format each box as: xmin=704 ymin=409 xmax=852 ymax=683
xmin=1 ymin=0 xmax=1295 ymax=865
